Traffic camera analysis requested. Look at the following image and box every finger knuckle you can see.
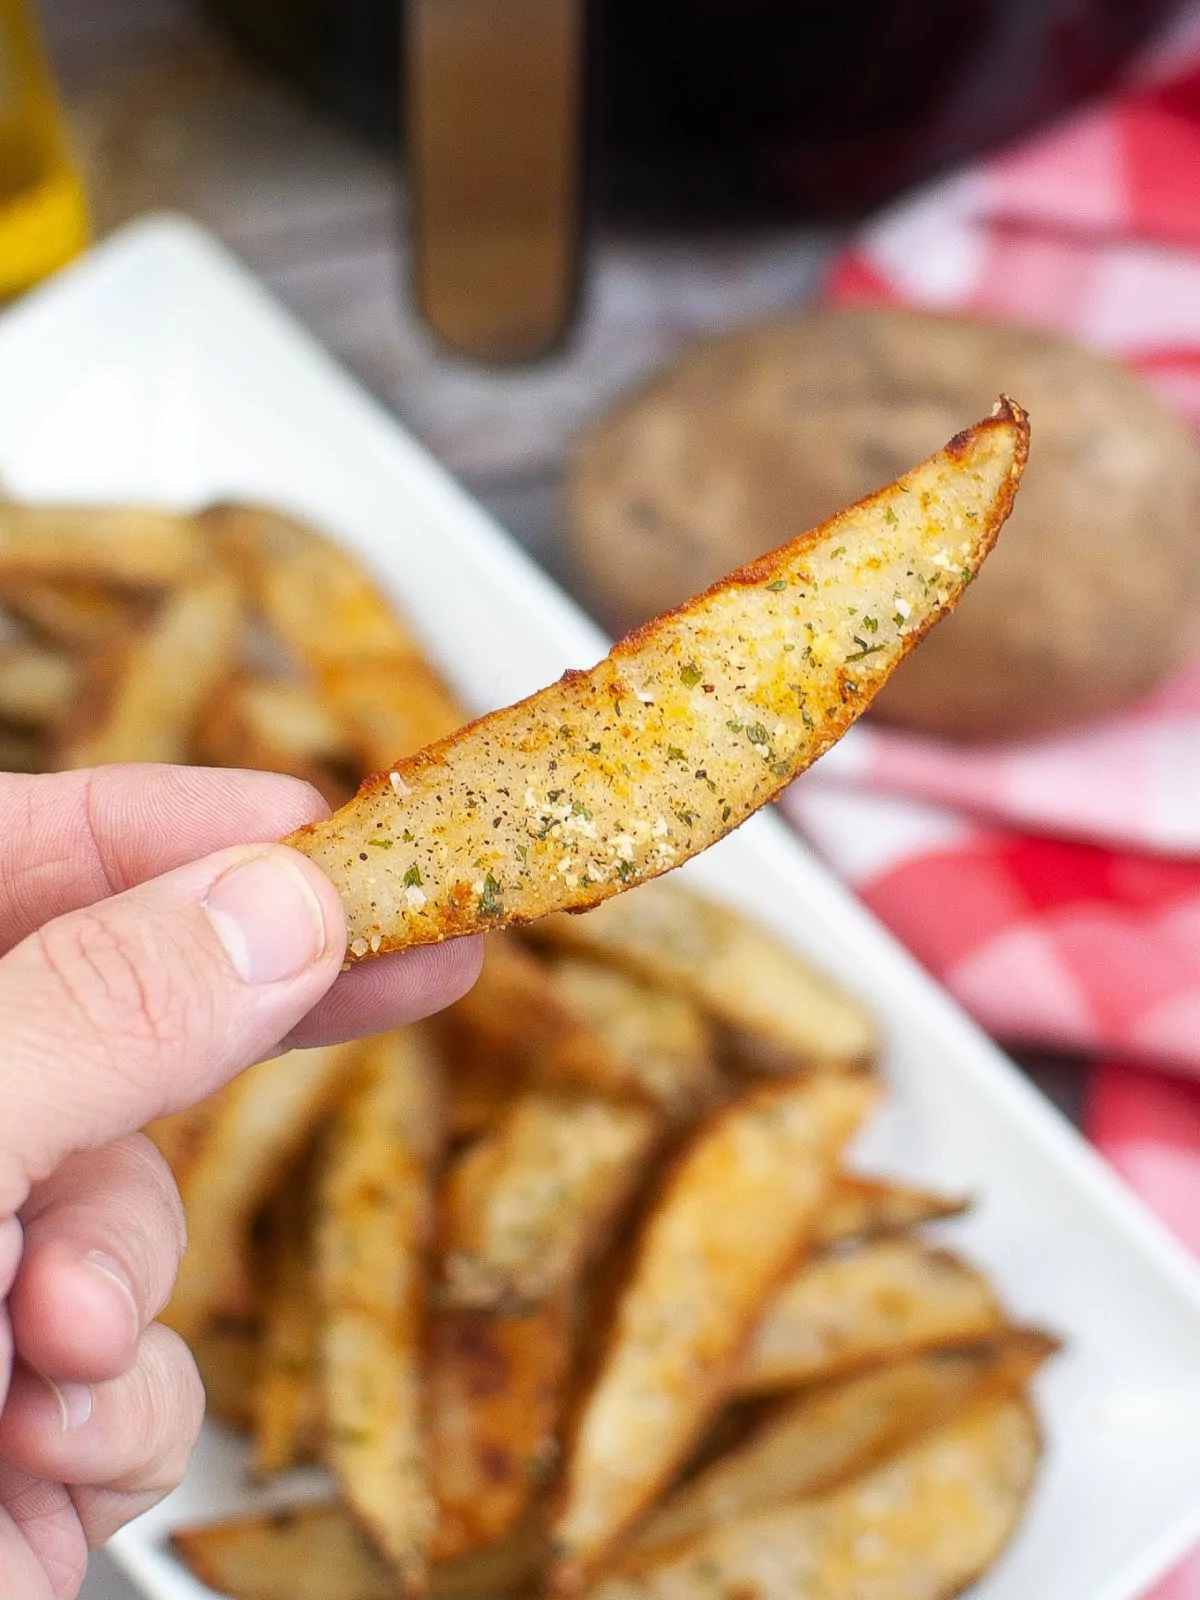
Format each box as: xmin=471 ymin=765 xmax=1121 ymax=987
xmin=132 ymin=1329 xmax=205 ymax=1494
xmin=34 ymin=908 xmax=205 ymax=1070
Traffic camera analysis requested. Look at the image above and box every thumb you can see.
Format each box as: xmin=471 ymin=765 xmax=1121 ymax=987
xmin=0 ymin=843 xmax=346 ymax=1218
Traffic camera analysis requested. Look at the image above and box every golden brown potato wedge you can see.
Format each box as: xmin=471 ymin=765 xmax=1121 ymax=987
xmin=626 ymin=1330 xmax=1056 ymax=1562
xmin=191 ymin=1317 xmax=261 ymax=1433
xmin=58 ymin=570 xmax=244 ymax=767
xmin=0 ymin=723 xmax=41 ymax=771
xmin=549 ymin=1075 xmax=877 ymax=1589
xmin=440 ymin=936 xmax=625 ymax=1097
xmin=429 ymin=1299 xmax=570 ymax=1561
xmin=288 ymin=403 xmax=1027 ymax=956
xmin=206 ymin=502 xmax=430 ymax=668
xmin=317 ymin=1028 xmax=440 ymax=1590
xmin=814 ymin=1175 xmax=969 ymax=1250
xmin=254 ymin=1184 xmax=322 ymax=1476
xmin=172 ymin=1503 xmax=397 ymax=1600
xmin=173 ymin=1502 xmax=544 ymax=1600
xmin=543 ymin=958 xmax=723 ymax=1116
xmin=0 ymin=502 xmax=208 ymax=588
xmin=164 ymin=1043 xmax=362 ymax=1344
xmin=439 ymin=1092 xmax=660 ymax=1310
xmin=431 ymin=1524 xmax=546 ymax=1599
xmin=530 ymin=881 xmax=875 ymax=1068
xmin=143 ymin=1097 xmax=225 ymax=1191
xmin=0 ymin=643 xmax=79 ymax=726
xmin=586 ymin=1393 xmax=1040 ymax=1600
xmin=321 ymin=654 xmax=466 ymax=773
xmin=735 ymin=1238 xmax=1007 ymax=1397
xmin=0 ymin=576 xmax=142 ymax=648
xmin=195 ymin=675 xmax=357 ymax=805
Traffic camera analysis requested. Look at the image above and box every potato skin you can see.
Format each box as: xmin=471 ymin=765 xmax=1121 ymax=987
xmin=570 ymin=308 xmax=1200 ymax=740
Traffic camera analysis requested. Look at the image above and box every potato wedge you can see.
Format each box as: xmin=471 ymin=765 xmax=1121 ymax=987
xmin=172 ymin=1503 xmax=397 ymax=1600
xmin=736 ymin=1238 xmax=1007 ymax=1397
xmin=0 ymin=576 xmax=140 ymax=647
xmin=206 ymin=502 xmax=432 ymax=667
xmin=543 ymin=958 xmax=722 ymax=1116
xmin=0 ymin=724 xmax=40 ymax=771
xmin=143 ymin=1098 xmax=225 ymax=1191
xmin=317 ymin=1028 xmax=440 ymax=1589
xmin=442 ymin=936 xmax=622 ymax=1095
xmin=288 ymin=403 xmax=1027 ymax=956
xmin=191 ymin=1317 xmax=261 ymax=1432
xmin=586 ymin=1393 xmax=1040 ymax=1600
xmin=814 ymin=1175 xmax=969 ymax=1250
xmin=195 ymin=675 xmax=357 ymax=805
xmin=173 ymin=1503 xmax=544 ymax=1600
xmin=439 ymin=1092 xmax=660 ymax=1310
xmin=530 ymin=880 xmax=875 ymax=1067
xmin=254 ymin=1184 xmax=322 ymax=1475
xmin=432 ymin=1525 xmax=546 ymax=1599
xmin=429 ymin=1299 xmax=569 ymax=1561
xmin=549 ymin=1075 xmax=877 ymax=1589
xmin=59 ymin=570 xmax=244 ymax=767
xmin=626 ymin=1330 xmax=1056 ymax=1561
xmin=321 ymin=654 xmax=466 ymax=772
xmin=164 ymin=1043 xmax=362 ymax=1344
xmin=0 ymin=644 xmax=79 ymax=725
xmin=0 ymin=502 xmax=207 ymax=588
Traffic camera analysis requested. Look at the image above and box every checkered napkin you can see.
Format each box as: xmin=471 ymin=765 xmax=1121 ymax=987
xmin=776 ymin=16 xmax=1200 ymax=1589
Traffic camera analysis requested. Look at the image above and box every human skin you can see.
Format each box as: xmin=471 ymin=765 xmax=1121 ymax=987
xmin=0 ymin=765 xmax=482 ymax=1599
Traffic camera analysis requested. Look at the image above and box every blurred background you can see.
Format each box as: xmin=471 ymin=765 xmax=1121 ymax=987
xmin=0 ymin=3 xmax=1197 ymax=1596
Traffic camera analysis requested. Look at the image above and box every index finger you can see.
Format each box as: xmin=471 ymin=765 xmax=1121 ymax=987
xmin=0 ymin=766 xmax=330 ymax=954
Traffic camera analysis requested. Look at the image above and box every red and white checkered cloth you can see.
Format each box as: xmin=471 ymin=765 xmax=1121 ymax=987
xmin=776 ymin=12 xmax=1200 ymax=1592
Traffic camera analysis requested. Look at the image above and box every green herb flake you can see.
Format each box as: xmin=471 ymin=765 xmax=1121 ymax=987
xmin=674 ymin=807 xmax=699 ymax=827
xmin=745 ymin=722 xmax=770 ymax=746
xmin=571 ymin=800 xmax=592 ymax=819
xmin=765 ymin=578 xmax=788 ymax=592
xmin=721 ymin=805 xmax=732 ymax=822
xmin=478 ymin=873 xmax=503 ymax=917
xmin=885 ymin=505 xmax=899 ymax=526
xmin=862 ymin=615 xmax=878 ymax=633
xmin=961 ymin=567 xmax=974 ymax=584
xmin=403 ymin=864 xmax=422 ymax=887
xmin=679 ymin=661 xmax=703 ymax=688
xmin=831 ymin=545 xmax=847 ymax=558
xmin=547 ymin=788 xmax=563 ymax=803
xmin=402 ymin=828 xmax=415 ymax=843
xmin=893 ymin=612 xmax=905 ymax=627
xmin=666 ymin=744 xmax=687 ymax=764
xmin=726 ymin=720 xmax=743 ymax=733
xmin=783 ymin=642 xmax=795 ymax=652
xmin=616 ymin=859 xmax=635 ymax=883
xmin=516 ymin=845 xmax=528 ymax=863
xmin=845 ymin=637 xmax=885 ymax=662
xmin=770 ymin=761 xmax=791 ymax=776
xmin=367 ymin=838 xmax=393 ymax=850
xmin=588 ymin=741 xmax=602 ymax=753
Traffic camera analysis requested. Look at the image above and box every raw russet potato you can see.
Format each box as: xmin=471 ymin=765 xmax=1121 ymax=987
xmin=569 ymin=307 xmax=1200 ymax=740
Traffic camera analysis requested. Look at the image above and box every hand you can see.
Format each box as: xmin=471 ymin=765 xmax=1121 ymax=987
xmin=0 ymin=765 xmax=481 ymax=1599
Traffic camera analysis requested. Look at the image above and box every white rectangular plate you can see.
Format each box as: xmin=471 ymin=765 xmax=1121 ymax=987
xmin=3 ymin=217 xmax=1199 ymax=1600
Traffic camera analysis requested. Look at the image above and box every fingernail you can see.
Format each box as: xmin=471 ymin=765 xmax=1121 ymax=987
xmin=45 ymin=1376 xmax=92 ymax=1432
xmin=204 ymin=852 xmax=328 ymax=985
xmin=83 ymin=1250 xmax=139 ymax=1340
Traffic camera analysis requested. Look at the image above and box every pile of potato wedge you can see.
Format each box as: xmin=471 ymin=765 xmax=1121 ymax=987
xmin=0 ymin=489 xmax=1054 ymax=1600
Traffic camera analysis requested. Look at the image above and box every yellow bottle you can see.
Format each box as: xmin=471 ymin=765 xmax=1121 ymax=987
xmin=0 ymin=0 xmax=88 ymax=299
